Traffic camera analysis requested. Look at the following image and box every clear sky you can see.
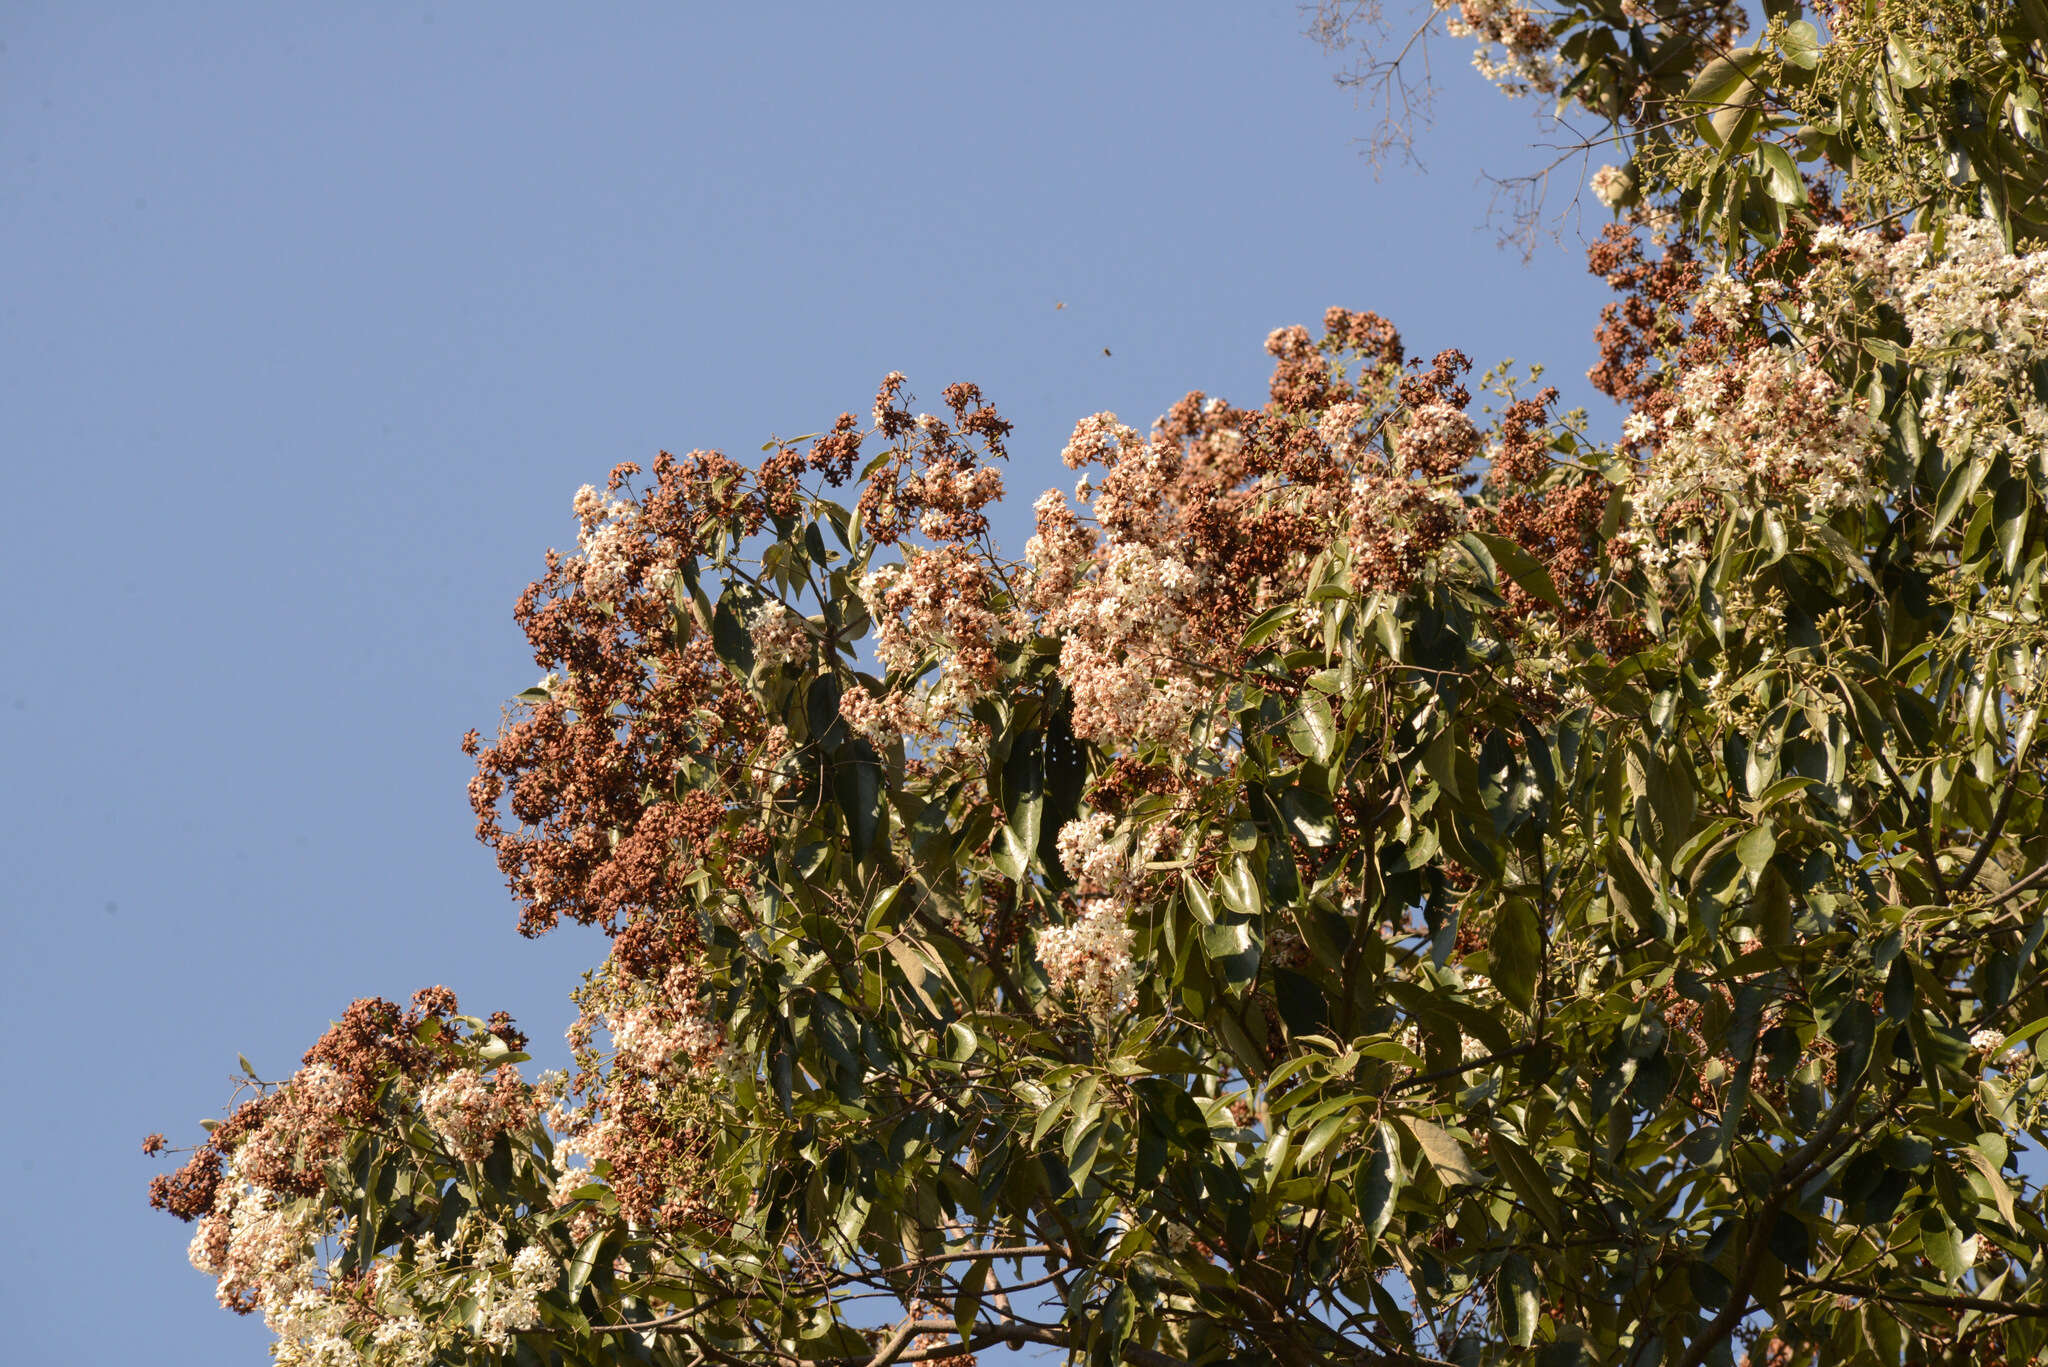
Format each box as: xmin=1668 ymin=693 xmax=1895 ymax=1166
xmin=0 ymin=4 xmax=1628 ymax=1363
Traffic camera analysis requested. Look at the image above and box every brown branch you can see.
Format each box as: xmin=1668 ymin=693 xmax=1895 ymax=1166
xmin=565 ymin=1246 xmax=1060 ymax=1339
xmin=848 ymin=1319 xmax=1195 ymax=1367
xmin=1982 ymin=858 xmax=2048 ymax=911
xmin=1953 ymin=770 xmax=2025 ymax=893
xmin=1672 ymin=1073 xmax=1872 ymax=1367
xmin=1870 ymin=741 xmax=1949 ymax=902
xmin=1789 ymin=1271 xmax=2048 ymax=1318
xmin=811 ymin=1243 xmax=1055 ymax=1293
xmin=1390 ymin=1041 xmax=1542 ymax=1094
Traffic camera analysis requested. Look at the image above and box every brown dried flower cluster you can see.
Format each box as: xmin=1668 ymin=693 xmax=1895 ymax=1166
xmin=149 ymin=990 xmax=499 ymax=1227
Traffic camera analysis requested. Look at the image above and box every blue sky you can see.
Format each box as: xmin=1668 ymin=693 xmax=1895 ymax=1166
xmin=0 ymin=4 xmax=1625 ymax=1362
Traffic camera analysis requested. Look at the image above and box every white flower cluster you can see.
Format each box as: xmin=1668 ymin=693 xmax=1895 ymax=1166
xmin=905 ymin=462 xmax=1005 ymax=541
xmin=180 ymin=1060 xmax=477 ymax=1367
xmin=571 ymin=483 xmax=674 ymax=603
xmin=1059 ymin=411 xmax=1141 ymax=470
xmin=365 ymin=1319 xmax=436 ymax=1367
xmin=1633 ymin=348 xmax=1877 ymax=518
xmin=860 ymin=545 xmax=1019 ymax=700
xmin=239 ymin=1213 xmax=560 ymax=1367
xmin=1037 ymin=898 xmax=1138 ymax=1024
xmin=1848 ymin=221 xmax=2048 ymax=475
xmin=473 ymin=1241 xmax=560 ymax=1349
xmin=1055 ymin=812 xmax=1127 ymax=888
xmin=1972 ymin=1027 xmax=2024 ymax=1062
xmin=420 ymin=1068 xmax=526 ymax=1166
xmin=1694 ymin=273 xmax=1756 ymax=329
xmin=1027 ymin=432 xmax=1213 ymax=746
xmin=189 ymin=1156 xmax=322 ymax=1312
xmin=609 ymin=1002 xmax=725 ymax=1083
xmin=873 ymin=370 xmax=907 ymax=429
xmin=1395 ymin=402 xmax=1481 ymax=475
xmin=1440 ymin=0 xmax=1570 ymax=97
xmin=268 ymin=1293 xmax=434 ymax=1367
xmin=747 ymin=602 xmax=810 ymax=671
xmin=1591 ymin=164 xmax=1634 ymax=210
xmin=1316 ymin=401 xmax=1372 ymax=454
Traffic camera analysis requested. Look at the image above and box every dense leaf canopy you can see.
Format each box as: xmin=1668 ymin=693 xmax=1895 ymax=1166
xmin=154 ymin=4 xmax=2048 ymax=1365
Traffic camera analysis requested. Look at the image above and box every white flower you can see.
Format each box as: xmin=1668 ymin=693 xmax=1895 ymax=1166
xmin=1055 ymin=813 xmax=1126 ymax=888
xmin=1972 ymin=1027 xmax=2016 ymax=1059
xmin=1037 ymin=899 xmax=1137 ymax=1023
xmin=370 ymin=1318 xmax=434 ymax=1367
xmin=746 ymin=603 xmax=810 ymax=670
xmin=1695 ymin=273 xmax=1755 ymax=328
xmin=420 ymin=1069 xmax=523 ymax=1165
xmin=1633 ymin=349 xmax=1876 ymax=519
xmin=1591 ymin=163 xmax=1635 ymax=209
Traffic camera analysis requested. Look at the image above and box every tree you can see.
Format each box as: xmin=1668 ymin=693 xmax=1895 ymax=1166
xmin=151 ymin=4 xmax=2048 ymax=1364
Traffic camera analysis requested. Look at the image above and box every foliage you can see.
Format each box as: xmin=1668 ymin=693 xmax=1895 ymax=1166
xmin=153 ymin=5 xmax=2048 ymax=1365
xmin=1311 ymin=0 xmax=2048 ymax=250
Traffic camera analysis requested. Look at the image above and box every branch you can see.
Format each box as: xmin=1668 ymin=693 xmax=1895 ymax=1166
xmin=571 ymin=1246 xmax=1058 ymax=1338
xmin=805 ymin=1243 xmax=1055 ymax=1294
xmin=1982 ymin=858 xmax=2048 ymax=910
xmin=1789 ymin=1271 xmax=2048 ymax=1318
xmin=850 ymin=1319 xmax=1194 ymax=1367
xmin=1870 ymin=742 xmax=1949 ymax=902
xmin=1953 ymin=770 xmax=2024 ymax=893
xmin=1672 ymin=1073 xmax=1872 ymax=1367
xmin=1391 ymin=1041 xmax=1541 ymax=1094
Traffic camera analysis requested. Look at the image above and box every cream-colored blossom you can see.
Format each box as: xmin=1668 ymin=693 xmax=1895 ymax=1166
xmin=1591 ymin=163 xmax=1634 ymax=209
xmin=1634 ymin=349 xmax=1876 ymax=518
xmin=1037 ymin=899 xmax=1137 ymax=1023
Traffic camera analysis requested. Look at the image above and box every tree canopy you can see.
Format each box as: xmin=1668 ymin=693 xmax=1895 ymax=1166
xmin=152 ymin=4 xmax=2048 ymax=1364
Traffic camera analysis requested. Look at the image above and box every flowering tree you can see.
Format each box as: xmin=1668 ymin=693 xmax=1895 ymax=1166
xmin=150 ymin=4 xmax=2048 ymax=1365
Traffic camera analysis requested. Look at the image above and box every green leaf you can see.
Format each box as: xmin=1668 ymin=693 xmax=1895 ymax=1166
xmin=1218 ymin=856 xmax=1263 ymax=918
xmin=1288 ymin=690 xmax=1337 ymax=765
xmin=1963 ymin=1143 xmax=2019 ymax=1229
xmin=1688 ymin=49 xmax=1757 ymax=105
xmin=1401 ymin=1116 xmax=1483 ymax=1187
xmin=1001 ymin=720 xmax=1046 ymax=874
xmin=1091 ymin=1282 xmax=1137 ymax=1367
xmin=1278 ymin=785 xmax=1338 ymax=848
xmin=1932 ymin=456 xmax=1989 ymax=538
xmin=1994 ymin=476 xmax=2029 ymax=577
xmin=1240 ymin=602 xmax=1296 ymax=651
xmin=806 ymin=673 xmax=848 ymax=749
xmin=1203 ymin=918 xmax=1262 ymax=988
xmin=1605 ymin=839 xmax=1659 ymax=930
xmin=1500 ymin=1253 xmax=1540 ymax=1347
xmin=1489 ymin=1131 xmax=1563 ymax=1240
xmin=711 ymin=591 xmax=756 ymax=677
xmin=1360 ymin=1120 xmax=1403 ymax=1237
xmin=1923 ymin=1218 xmax=1970 ymax=1282
xmin=1272 ymin=965 xmax=1329 ymax=1036
xmin=946 ymin=1021 xmax=978 ymax=1063
xmin=1492 ymin=897 xmax=1543 ymax=1010
xmin=1756 ymin=142 xmax=1804 ymax=204
xmin=565 ymin=1226 xmax=610 ymax=1299
xmin=1473 ymin=533 xmax=1565 ymax=610
xmin=862 ymin=880 xmax=906 ymax=934
xmin=1779 ymin=19 xmax=1821 ymax=68
xmin=831 ymin=738 xmax=885 ymax=860
xmin=953 ymin=1257 xmax=990 ymax=1346
xmin=1736 ymin=825 xmax=1777 ymax=875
